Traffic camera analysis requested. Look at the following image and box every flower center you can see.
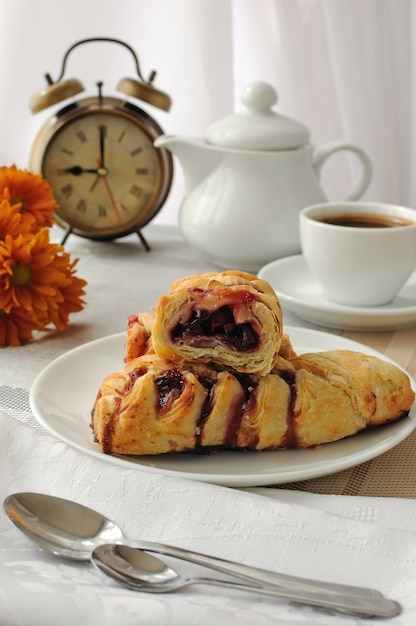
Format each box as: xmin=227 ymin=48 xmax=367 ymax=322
xmin=12 ymin=263 xmax=33 ymax=287
xmin=10 ymin=193 xmax=23 ymax=207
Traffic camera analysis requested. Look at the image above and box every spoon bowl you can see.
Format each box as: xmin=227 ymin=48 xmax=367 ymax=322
xmin=4 ymin=492 xmax=124 ymax=560
xmin=91 ymin=543 xmax=401 ymax=618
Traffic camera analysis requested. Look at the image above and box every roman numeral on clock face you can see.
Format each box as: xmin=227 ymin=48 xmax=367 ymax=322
xmin=61 ymin=183 xmax=73 ymax=198
xmin=129 ymin=184 xmax=143 ymax=198
xmin=76 ymin=199 xmax=87 ymax=213
xmin=76 ymin=130 xmax=87 ymax=143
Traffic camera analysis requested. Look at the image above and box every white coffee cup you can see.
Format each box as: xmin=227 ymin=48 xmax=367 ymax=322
xmin=299 ymin=201 xmax=416 ymax=307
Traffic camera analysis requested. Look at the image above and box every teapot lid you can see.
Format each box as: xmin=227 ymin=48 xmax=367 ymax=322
xmin=206 ymin=81 xmax=310 ymax=150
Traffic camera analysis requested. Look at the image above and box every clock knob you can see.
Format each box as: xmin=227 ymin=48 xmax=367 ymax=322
xmin=117 ymin=77 xmax=171 ymax=112
xmin=30 ymin=77 xmax=85 ymax=113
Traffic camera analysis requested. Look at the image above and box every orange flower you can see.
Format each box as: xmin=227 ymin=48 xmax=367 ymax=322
xmin=0 ymin=165 xmax=87 ymax=346
xmin=0 ymin=229 xmax=87 ymax=327
xmin=0 ymin=165 xmax=58 ymax=230
xmin=41 ymin=253 xmax=87 ymax=330
xmin=0 ymin=194 xmax=34 ymax=240
xmin=0 ymin=306 xmax=45 ymax=347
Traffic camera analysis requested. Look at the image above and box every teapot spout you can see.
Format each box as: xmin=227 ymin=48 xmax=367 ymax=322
xmin=154 ymin=135 xmax=220 ymax=194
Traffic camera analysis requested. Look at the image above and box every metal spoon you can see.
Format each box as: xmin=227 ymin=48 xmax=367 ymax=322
xmin=3 ymin=492 xmax=383 ymax=599
xmin=91 ymin=543 xmax=401 ymax=618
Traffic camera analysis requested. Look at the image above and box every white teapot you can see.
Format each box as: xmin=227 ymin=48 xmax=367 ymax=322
xmin=155 ymin=81 xmax=372 ymax=271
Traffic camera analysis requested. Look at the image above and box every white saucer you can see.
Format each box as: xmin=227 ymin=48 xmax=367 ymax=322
xmin=258 ymin=255 xmax=416 ymax=331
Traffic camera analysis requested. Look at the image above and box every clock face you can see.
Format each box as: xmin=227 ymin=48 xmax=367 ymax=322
xmin=32 ymin=99 xmax=172 ymax=238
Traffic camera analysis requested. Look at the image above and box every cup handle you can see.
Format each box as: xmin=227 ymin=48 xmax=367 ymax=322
xmin=312 ymin=141 xmax=372 ymax=200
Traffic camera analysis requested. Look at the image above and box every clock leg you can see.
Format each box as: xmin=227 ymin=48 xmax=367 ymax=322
xmin=136 ymin=228 xmax=151 ymax=251
xmin=60 ymin=226 xmax=73 ymax=245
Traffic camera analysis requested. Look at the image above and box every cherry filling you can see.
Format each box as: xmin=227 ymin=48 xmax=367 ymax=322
xmin=127 ymin=313 xmax=139 ymax=328
xmin=154 ymin=370 xmax=185 ymax=413
xmin=127 ymin=366 xmax=148 ymax=387
xmin=171 ymin=306 xmax=259 ymax=352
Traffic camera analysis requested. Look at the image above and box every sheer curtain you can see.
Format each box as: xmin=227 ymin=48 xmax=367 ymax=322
xmin=0 ymin=0 xmax=412 ymax=225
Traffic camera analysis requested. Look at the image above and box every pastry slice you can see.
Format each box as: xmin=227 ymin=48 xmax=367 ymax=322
xmin=124 ymin=311 xmax=296 ymax=370
xmin=151 ymin=270 xmax=283 ymax=375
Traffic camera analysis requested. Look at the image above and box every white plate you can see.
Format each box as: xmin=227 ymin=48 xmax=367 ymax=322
xmin=30 ymin=328 xmax=416 ymax=488
xmin=258 ymin=255 xmax=416 ymax=331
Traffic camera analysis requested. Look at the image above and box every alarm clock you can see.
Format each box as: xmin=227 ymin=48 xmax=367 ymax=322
xmin=29 ymin=37 xmax=174 ymax=249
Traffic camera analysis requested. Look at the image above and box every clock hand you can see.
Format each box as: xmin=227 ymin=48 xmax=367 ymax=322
xmin=59 ymin=165 xmax=100 ymax=175
xmin=89 ymin=175 xmax=101 ymax=193
xmin=96 ymin=158 xmax=123 ymax=223
xmin=99 ymin=125 xmax=106 ymax=169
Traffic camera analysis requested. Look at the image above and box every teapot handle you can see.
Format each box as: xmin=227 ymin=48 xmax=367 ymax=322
xmin=312 ymin=141 xmax=372 ymax=200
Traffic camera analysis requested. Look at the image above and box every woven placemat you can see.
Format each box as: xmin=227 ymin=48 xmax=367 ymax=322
xmin=273 ymin=327 xmax=416 ymax=498
xmin=275 ymin=426 xmax=416 ymax=497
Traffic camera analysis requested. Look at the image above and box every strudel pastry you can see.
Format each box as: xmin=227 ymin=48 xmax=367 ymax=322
xmin=151 ymin=270 xmax=283 ymax=376
xmin=91 ymin=349 xmax=414 ymax=455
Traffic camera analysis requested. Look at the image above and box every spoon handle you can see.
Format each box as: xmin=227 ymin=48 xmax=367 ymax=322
xmin=186 ymin=577 xmax=401 ymax=619
xmin=91 ymin=545 xmax=400 ymax=619
xmin=129 ymin=540 xmax=382 ymax=599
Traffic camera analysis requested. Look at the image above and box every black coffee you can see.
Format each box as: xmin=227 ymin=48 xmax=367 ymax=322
xmin=316 ymin=213 xmax=413 ymax=228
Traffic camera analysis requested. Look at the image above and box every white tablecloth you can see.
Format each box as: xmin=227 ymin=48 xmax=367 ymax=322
xmin=1 ymin=225 xmax=416 ymax=625
xmin=2 ymin=411 xmax=416 ymax=626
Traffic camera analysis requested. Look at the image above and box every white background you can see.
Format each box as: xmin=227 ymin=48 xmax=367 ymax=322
xmin=0 ymin=0 xmax=413 ymax=225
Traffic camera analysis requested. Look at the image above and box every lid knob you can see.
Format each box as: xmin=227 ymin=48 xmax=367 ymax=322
xmin=241 ymin=81 xmax=278 ymax=111
xmin=206 ymin=81 xmax=310 ymax=150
